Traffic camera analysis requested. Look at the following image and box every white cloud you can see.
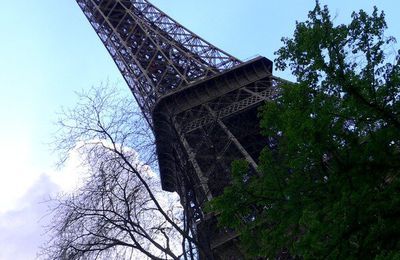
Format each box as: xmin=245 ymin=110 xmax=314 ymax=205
xmin=0 ymin=142 xmax=182 ymax=259
xmin=0 ymin=135 xmax=84 ymax=213
xmin=0 ymin=140 xmax=86 ymax=259
xmin=0 ymin=136 xmax=41 ymax=213
xmin=46 ymin=148 xmax=89 ymax=194
xmin=0 ymin=174 xmax=59 ymax=260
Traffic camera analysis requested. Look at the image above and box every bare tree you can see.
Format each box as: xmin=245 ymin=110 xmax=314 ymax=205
xmin=40 ymin=84 xmax=200 ymax=259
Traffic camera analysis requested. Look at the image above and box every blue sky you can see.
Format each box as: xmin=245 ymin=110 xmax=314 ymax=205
xmin=0 ymin=0 xmax=399 ymax=259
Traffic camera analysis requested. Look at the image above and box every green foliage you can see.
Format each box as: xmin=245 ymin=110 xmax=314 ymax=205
xmin=209 ymin=2 xmax=400 ymax=259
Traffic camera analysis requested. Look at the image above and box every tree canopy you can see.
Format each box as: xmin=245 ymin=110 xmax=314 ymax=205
xmin=209 ymin=2 xmax=400 ymax=259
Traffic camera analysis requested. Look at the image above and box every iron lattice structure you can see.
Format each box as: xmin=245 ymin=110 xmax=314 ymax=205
xmin=76 ymin=0 xmax=240 ymax=126
xmin=76 ymin=0 xmax=283 ymax=258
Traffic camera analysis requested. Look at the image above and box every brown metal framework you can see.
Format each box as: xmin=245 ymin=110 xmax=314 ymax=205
xmin=75 ymin=0 xmax=284 ymax=258
xmin=153 ymin=57 xmax=282 ymax=258
xmin=76 ymin=0 xmax=241 ymax=126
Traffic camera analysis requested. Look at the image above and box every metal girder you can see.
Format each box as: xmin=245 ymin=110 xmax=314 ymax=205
xmin=76 ymin=1 xmax=285 ymax=257
xmin=76 ymin=0 xmax=241 ymax=126
xmin=153 ymin=56 xmax=275 ymax=195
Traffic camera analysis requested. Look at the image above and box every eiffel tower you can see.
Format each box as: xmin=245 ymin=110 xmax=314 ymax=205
xmin=76 ymin=0 xmax=282 ymax=258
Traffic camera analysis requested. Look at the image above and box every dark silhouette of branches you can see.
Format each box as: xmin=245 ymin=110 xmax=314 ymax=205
xmin=40 ymin=84 xmax=199 ymax=260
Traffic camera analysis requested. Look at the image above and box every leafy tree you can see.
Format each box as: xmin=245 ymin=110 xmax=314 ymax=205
xmin=209 ymin=2 xmax=400 ymax=259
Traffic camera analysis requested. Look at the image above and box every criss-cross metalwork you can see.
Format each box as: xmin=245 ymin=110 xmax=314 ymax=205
xmin=76 ymin=1 xmax=282 ymax=258
xmin=76 ymin=0 xmax=241 ymax=125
